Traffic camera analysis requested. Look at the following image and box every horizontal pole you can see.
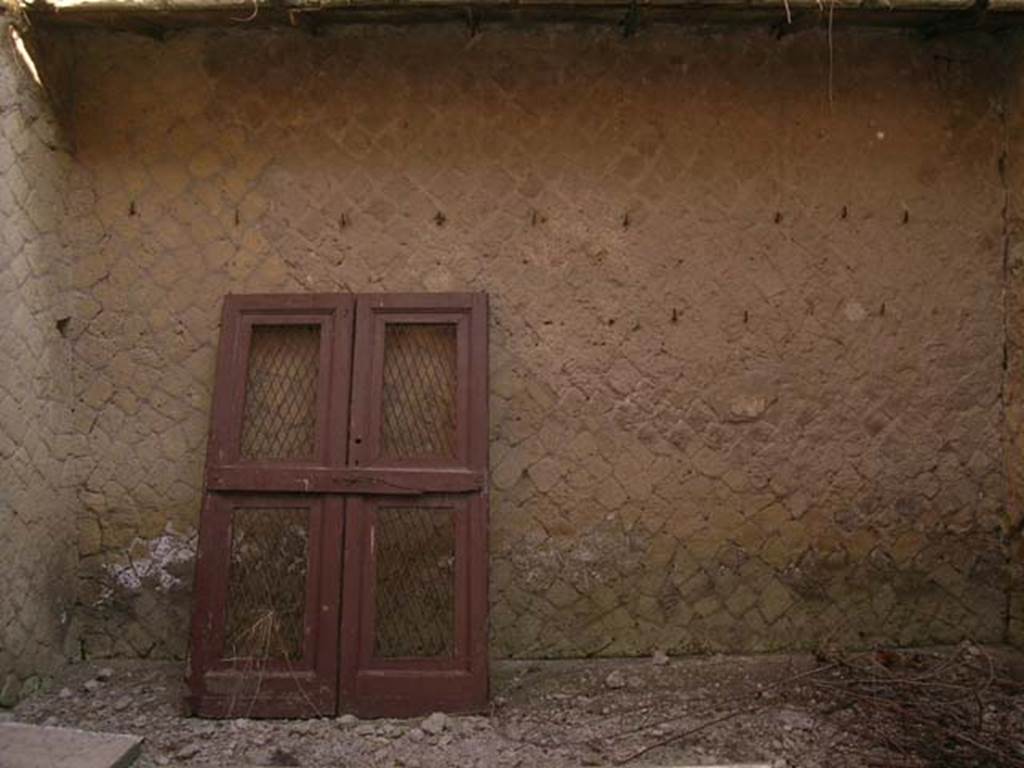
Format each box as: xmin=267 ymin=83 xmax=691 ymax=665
xmin=16 ymin=0 xmax=1024 ymax=30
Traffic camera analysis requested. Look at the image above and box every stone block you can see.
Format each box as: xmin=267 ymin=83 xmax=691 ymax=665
xmin=0 ymin=723 xmax=142 ymax=768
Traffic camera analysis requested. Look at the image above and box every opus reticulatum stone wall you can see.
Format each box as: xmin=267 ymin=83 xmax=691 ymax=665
xmin=64 ymin=26 xmax=1012 ymax=658
xmin=0 ymin=20 xmax=78 ymax=705
xmin=1 ymin=20 xmax=1023 ymax=699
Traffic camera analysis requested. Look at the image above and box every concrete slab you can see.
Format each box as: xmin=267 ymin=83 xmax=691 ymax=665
xmin=0 ymin=723 xmax=142 ymax=768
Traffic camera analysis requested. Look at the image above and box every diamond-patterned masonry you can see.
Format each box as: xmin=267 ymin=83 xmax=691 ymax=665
xmin=0 ymin=20 xmax=1022 ymax=698
xmin=60 ymin=25 xmax=1012 ymax=660
xmin=0 ymin=21 xmax=77 ymax=705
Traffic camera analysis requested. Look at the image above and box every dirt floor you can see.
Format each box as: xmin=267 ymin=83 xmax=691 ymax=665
xmin=7 ymin=644 xmax=1024 ymax=767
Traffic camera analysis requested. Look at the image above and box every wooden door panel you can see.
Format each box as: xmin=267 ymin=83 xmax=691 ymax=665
xmin=188 ymin=494 xmax=343 ymax=718
xmin=350 ymin=293 xmax=488 ymax=474
xmin=206 ymin=293 xmax=354 ymax=471
xmin=339 ymin=494 xmax=488 ymax=717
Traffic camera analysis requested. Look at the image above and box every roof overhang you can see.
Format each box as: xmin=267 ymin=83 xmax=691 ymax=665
xmin=12 ymin=0 xmax=1024 ymax=31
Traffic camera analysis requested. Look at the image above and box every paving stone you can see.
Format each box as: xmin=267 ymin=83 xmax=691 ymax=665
xmin=0 ymin=723 xmax=142 ymax=768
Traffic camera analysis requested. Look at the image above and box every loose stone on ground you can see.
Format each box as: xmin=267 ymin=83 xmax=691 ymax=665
xmin=5 ymin=652 xmax=1022 ymax=767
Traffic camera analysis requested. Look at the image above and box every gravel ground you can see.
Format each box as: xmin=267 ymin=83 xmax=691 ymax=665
xmin=8 ymin=646 xmax=1024 ymax=767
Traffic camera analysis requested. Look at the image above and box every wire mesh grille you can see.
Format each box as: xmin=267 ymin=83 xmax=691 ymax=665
xmin=224 ymin=507 xmax=310 ymax=663
xmin=381 ymin=323 xmax=457 ymax=460
xmin=374 ymin=505 xmax=456 ymax=658
xmin=240 ymin=324 xmax=321 ymax=461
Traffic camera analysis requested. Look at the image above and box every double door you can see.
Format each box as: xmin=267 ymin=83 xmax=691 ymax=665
xmin=187 ymin=293 xmax=488 ymax=718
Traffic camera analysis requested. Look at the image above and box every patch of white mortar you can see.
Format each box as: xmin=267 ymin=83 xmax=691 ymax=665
xmin=103 ymin=524 xmax=196 ymax=599
xmin=727 ymin=395 xmax=770 ymax=422
xmin=844 ymin=301 xmax=868 ymax=322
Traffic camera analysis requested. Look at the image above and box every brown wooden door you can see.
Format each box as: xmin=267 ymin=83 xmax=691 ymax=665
xmin=188 ymin=292 xmax=488 ymax=719
xmin=341 ymin=293 xmax=489 ymax=717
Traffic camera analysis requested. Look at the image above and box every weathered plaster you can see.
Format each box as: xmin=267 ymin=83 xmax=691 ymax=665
xmin=0 ymin=21 xmax=78 ymax=705
xmin=62 ymin=25 xmax=1012 ymax=658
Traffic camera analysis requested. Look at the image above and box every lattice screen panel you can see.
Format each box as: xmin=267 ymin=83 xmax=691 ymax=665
xmin=240 ymin=324 xmax=320 ymax=461
xmin=381 ymin=323 xmax=457 ymax=460
xmin=374 ymin=506 xmax=456 ymax=658
xmin=224 ymin=507 xmax=310 ymax=663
